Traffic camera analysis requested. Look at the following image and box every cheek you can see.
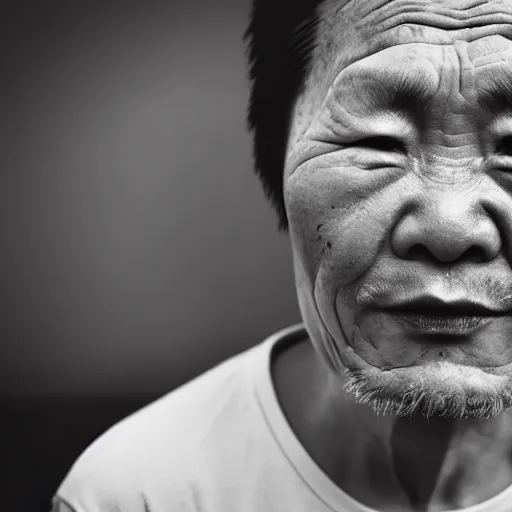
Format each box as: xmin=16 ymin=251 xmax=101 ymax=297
xmin=285 ymin=165 xmax=405 ymax=372
xmin=285 ymin=166 xmax=395 ymax=288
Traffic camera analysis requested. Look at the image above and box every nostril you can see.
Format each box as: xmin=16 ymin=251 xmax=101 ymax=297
xmin=405 ymin=243 xmax=488 ymax=264
xmin=406 ymin=243 xmax=431 ymax=262
xmin=460 ymin=246 xmax=488 ymax=263
xmin=391 ymin=206 xmax=502 ymax=264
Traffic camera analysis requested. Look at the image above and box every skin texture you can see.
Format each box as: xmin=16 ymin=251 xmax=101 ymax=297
xmin=273 ymin=0 xmax=512 ymax=510
xmin=286 ymin=0 xmax=512 ymax=397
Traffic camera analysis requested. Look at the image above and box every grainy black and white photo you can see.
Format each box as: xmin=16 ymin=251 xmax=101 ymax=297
xmin=6 ymin=0 xmax=512 ymax=511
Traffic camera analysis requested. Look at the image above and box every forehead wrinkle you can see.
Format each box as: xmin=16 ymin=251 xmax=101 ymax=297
xmin=373 ymin=6 xmax=512 ymax=32
xmin=312 ymin=0 xmax=512 ymax=87
xmin=457 ymin=36 xmax=512 ymax=115
xmin=288 ymin=1 xmax=512 ymax=159
xmin=316 ymin=0 xmax=511 ymax=26
xmin=362 ymin=0 xmax=512 ymax=23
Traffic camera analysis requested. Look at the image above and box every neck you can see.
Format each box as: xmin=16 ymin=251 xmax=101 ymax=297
xmin=389 ymin=413 xmax=512 ymax=510
xmin=272 ymin=338 xmax=512 ymax=511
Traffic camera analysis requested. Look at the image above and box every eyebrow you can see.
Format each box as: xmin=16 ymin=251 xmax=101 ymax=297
xmin=338 ymin=69 xmax=435 ymax=116
xmin=477 ymin=71 xmax=512 ymax=114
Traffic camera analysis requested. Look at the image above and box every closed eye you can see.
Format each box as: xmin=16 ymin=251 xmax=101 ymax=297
xmin=350 ymin=136 xmax=406 ymax=153
xmin=496 ymin=135 xmax=512 ymax=156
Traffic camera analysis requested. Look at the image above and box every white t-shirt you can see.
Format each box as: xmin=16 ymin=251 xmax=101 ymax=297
xmin=54 ymin=324 xmax=512 ymax=512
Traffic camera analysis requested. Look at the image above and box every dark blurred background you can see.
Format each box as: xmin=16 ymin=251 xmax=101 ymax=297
xmin=0 ymin=1 xmax=300 ymax=509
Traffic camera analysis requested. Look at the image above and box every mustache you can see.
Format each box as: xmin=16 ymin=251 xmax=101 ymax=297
xmin=355 ymin=269 xmax=512 ymax=311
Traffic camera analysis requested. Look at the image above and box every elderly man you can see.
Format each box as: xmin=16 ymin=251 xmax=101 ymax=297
xmin=52 ymin=0 xmax=512 ymax=511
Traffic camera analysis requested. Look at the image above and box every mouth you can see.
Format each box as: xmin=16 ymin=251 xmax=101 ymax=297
xmin=378 ymin=297 xmax=509 ymax=335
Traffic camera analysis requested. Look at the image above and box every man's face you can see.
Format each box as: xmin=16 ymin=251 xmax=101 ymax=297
xmin=284 ymin=0 xmax=512 ymax=419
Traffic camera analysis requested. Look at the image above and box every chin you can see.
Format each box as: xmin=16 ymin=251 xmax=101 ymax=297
xmin=343 ymin=362 xmax=512 ymax=420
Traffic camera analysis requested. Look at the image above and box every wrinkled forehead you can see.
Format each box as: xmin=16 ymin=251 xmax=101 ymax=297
xmin=308 ymin=0 xmax=512 ymax=93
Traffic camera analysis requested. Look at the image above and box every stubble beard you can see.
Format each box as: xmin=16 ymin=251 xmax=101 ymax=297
xmin=343 ymin=364 xmax=512 ymax=420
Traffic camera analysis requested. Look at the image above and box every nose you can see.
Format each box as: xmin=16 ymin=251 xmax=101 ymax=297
xmin=391 ymin=193 xmax=501 ymax=264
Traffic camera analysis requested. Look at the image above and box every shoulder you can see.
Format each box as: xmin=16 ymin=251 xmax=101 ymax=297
xmin=55 ymin=342 xmax=266 ymax=512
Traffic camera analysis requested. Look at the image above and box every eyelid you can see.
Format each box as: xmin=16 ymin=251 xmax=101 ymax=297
xmin=346 ymin=135 xmax=407 ymax=153
xmin=313 ymin=134 xmax=406 ymax=148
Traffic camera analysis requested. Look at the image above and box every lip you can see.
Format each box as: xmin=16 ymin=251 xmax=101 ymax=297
xmin=374 ymin=296 xmax=510 ymax=335
xmin=392 ymin=313 xmax=492 ymax=334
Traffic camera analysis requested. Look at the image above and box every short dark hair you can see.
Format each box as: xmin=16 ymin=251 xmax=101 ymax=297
xmin=245 ymin=0 xmax=323 ymax=231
